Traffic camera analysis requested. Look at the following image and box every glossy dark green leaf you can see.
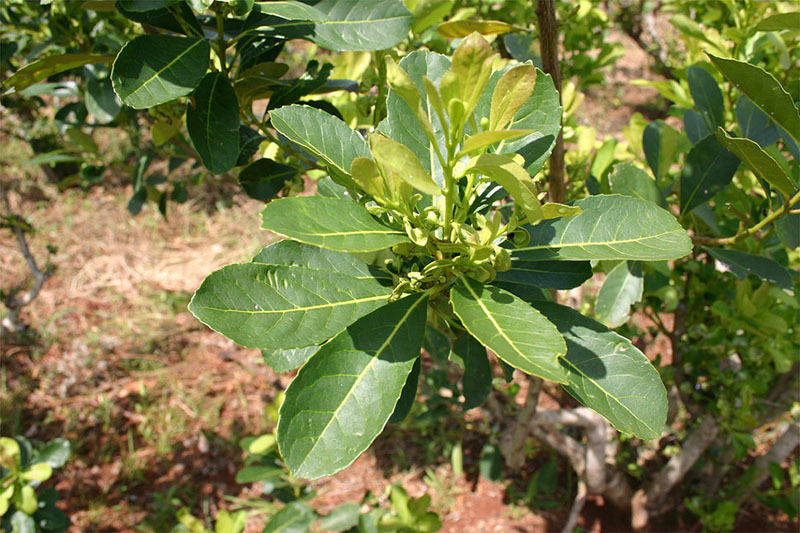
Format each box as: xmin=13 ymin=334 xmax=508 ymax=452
xmin=595 ymin=261 xmax=643 ymax=328
xmin=262 ymin=345 xmax=320 ymax=373
xmin=319 ymin=502 xmax=361 ymax=531
xmin=643 ymin=120 xmax=682 ymax=181
xmin=255 ymin=0 xmax=327 ymax=20
xmin=388 ymin=357 xmax=421 ymax=423
xmin=680 ymin=134 xmax=741 ymax=214
xmin=736 ymin=95 xmax=780 ymax=147
xmin=450 ymin=277 xmax=568 ymax=383
xmin=261 ymin=196 xmax=408 ymax=252
xmin=31 ymin=439 xmax=71 ymax=469
xmin=494 ymin=259 xmax=592 ymax=290
xmin=534 ymin=302 xmax=667 ymax=440
xmin=311 ymin=0 xmax=413 ymax=52
xmin=270 ymin=105 xmax=369 ymax=177
xmin=479 ymin=443 xmax=503 ymax=481
xmin=716 ymin=129 xmax=797 ymax=197
xmin=450 ymin=334 xmax=492 ymax=410
xmin=111 ymin=35 xmax=210 ymax=109
xmin=708 ymin=54 xmax=800 ymax=146
xmin=187 ymin=72 xmax=240 ymax=174
xmin=277 ymin=293 xmax=428 ymax=479
xmin=776 ymin=212 xmax=800 ymax=249
xmin=189 ymin=263 xmax=391 ymax=349
xmin=116 ymin=0 xmax=203 ymax=35
xmin=238 ymin=159 xmax=296 ymax=201
xmin=607 ymin=162 xmax=666 ymax=208
xmin=513 ymin=195 xmax=692 ymax=261
xmin=422 ymin=325 xmax=450 ymax=361
xmin=687 ymin=65 xmax=723 ymax=128
xmin=33 ymin=488 xmax=70 ymax=532
xmin=263 ymin=502 xmax=316 ymax=533
xmin=235 ymin=464 xmax=283 ymax=483
xmin=85 ymin=78 xmax=122 ymax=123
xmin=5 ymin=53 xmax=112 ymax=92
xmin=684 ymin=109 xmax=710 ymax=145
xmin=705 ymin=247 xmax=793 ymax=291
xmin=118 ymin=0 xmax=180 ymax=10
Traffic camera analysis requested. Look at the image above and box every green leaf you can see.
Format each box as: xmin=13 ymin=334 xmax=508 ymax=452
xmin=465 ymin=153 xmax=542 ymax=223
xmin=4 ymin=53 xmax=113 ymax=92
xmin=238 ymin=159 xmax=296 ymax=201
xmin=450 ymin=334 xmax=492 ymax=410
xmin=189 ymin=263 xmax=391 ymax=349
xmin=9 ymin=512 xmax=35 ymax=533
xmin=311 ymin=0 xmax=413 ymax=52
xmin=708 ymin=54 xmax=800 ymax=146
xmin=479 ymin=443 xmax=503 ymax=481
xmin=369 ymin=134 xmax=441 ymax=195
xmin=680 ymin=134 xmax=741 ymax=214
xmin=252 ymin=239 xmax=379 ymax=280
xmin=490 ymin=64 xmax=537 ymax=131
xmin=534 ymin=302 xmax=667 ymax=440
xmin=85 ymin=78 xmax=122 ymax=123
xmin=513 ymin=195 xmax=692 ymax=261
xmin=705 ymin=248 xmax=793 ymax=291
xmin=388 ymin=357 xmax=421 ymax=423
xmin=111 ymin=35 xmax=210 ymax=109
xmin=262 ymin=345 xmax=320 ymax=373
xmin=410 ymin=0 xmax=454 ymax=34
xmin=117 ymin=0 xmax=203 ymax=35
xmin=277 ymin=293 xmax=428 ymax=479
xmin=753 ymin=13 xmax=800 ymax=32
xmin=684 ymin=109 xmax=710 ymax=145
xmin=715 ymin=129 xmax=797 ymax=198
xmin=437 ymin=19 xmax=515 ymax=38
xmin=235 ymin=464 xmax=283 ymax=483
xmin=736 ymin=95 xmax=780 ymax=147
xmin=263 ymin=502 xmax=316 ymax=533
xmin=270 ymin=105 xmax=369 ymax=177
xmin=450 ymin=276 xmax=568 ymax=383
xmin=440 ymin=32 xmax=496 ymax=124
xmin=30 ymin=438 xmax=71 ymax=469
xmin=118 ymin=0 xmax=181 ymax=11
xmin=319 ymin=503 xmax=361 ymax=531
xmin=261 ymin=196 xmax=408 ymax=252
xmin=687 ymin=66 xmax=723 ymax=128
xmin=254 ymin=0 xmax=327 ymax=21
xmin=643 ymin=120 xmax=682 ymax=181
xmin=595 ymin=261 xmax=643 ymax=328
xmin=460 ymin=130 xmax=535 ymax=155
xmin=494 ymin=259 xmax=592 ymax=290
xmin=607 ymin=162 xmax=666 ymax=208
xmin=187 ymin=72 xmax=240 ymax=175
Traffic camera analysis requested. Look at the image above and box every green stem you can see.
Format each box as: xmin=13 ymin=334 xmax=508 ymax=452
xmin=692 ymin=190 xmax=800 ymax=246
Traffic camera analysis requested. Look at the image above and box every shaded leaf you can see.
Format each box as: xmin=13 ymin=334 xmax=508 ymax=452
xmin=450 ymin=276 xmax=567 ymax=383
xmin=684 ymin=109 xmax=710 ymax=145
xmin=595 ymin=261 xmax=643 ymax=328
xmin=277 ymin=294 xmax=428 ymax=478
xmin=450 ymin=334 xmax=492 ymax=410
xmin=716 ymin=128 xmax=796 ymax=197
xmin=607 ymin=162 xmax=666 ymax=208
xmin=534 ymin=302 xmax=667 ymax=440
xmin=680 ymin=134 xmax=741 ymax=214
xmin=263 ymin=502 xmax=316 ymax=533
xmin=494 ymin=259 xmax=592 ymax=290
xmin=238 ymin=158 xmax=296 ymax=201
xmin=643 ymin=120 xmax=682 ymax=181
xmin=5 ymin=53 xmax=112 ymax=92
xmin=85 ymin=78 xmax=122 ymax=123
xmin=111 ymin=35 xmax=210 ymax=109
xmin=261 ymin=196 xmax=408 ymax=252
xmin=388 ymin=357 xmax=421 ymax=423
xmin=188 ymin=263 xmax=391 ymax=349
xmin=705 ymin=247 xmax=793 ymax=291
xmin=187 ymin=72 xmax=240 ymax=174
xmin=319 ymin=502 xmax=361 ymax=531
xmin=437 ymin=19 xmax=515 ymax=38
xmin=687 ymin=65 xmax=723 ymax=128
xmin=513 ymin=195 xmax=692 ymax=261
xmin=736 ymin=95 xmax=780 ymax=147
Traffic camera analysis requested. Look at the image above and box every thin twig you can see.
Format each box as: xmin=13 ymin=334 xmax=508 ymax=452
xmin=561 ymin=479 xmax=588 ymax=533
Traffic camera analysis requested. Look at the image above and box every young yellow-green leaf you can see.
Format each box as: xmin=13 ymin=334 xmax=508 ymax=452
xmin=708 ymin=54 xmax=800 ymax=146
xmin=20 ymin=462 xmax=52 ymax=482
xmin=350 ymin=157 xmax=388 ymax=200
xmin=187 ymin=72 xmax=240 ymax=175
xmin=16 ymin=485 xmax=37 ymax=515
xmin=534 ymin=302 xmax=667 ymax=440
xmin=437 ymin=19 xmax=515 ymax=38
xmin=189 ymin=263 xmax=391 ymax=349
xmin=490 ymin=64 xmax=537 ymax=131
xmin=450 ymin=276 xmax=568 ymax=383
xmin=513 ymin=195 xmax=692 ymax=261
xmin=111 ymin=35 xmax=210 ymax=109
xmin=753 ymin=12 xmax=800 ymax=32
xmin=450 ymin=333 xmax=492 ymax=410
xmin=278 ymin=293 xmax=428 ymax=479
xmin=440 ymin=32 xmax=496 ymax=123
xmin=5 ymin=53 xmax=113 ymax=92
xmin=716 ymin=129 xmax=797 ymax=198
xmin=540 ymin=202 xmax=582 ymax=220
xmin=270 ymin=105 xmax=369 ymax=176
xmin=369 ymin=134 xmax=441 ymax=195
xmin=595 ymin=261 xmax=643 ymax=328
xmin=680 ymin=135 xmax=741 ymax=214
xmin=465 ymin=153 xmax=542 ymax=223
xmin=261 ymin=196 xmax=409 ymax=252
xmin=410 ymin=0 xmax=455 ymax=34
xmin=460 ymin=129 xmax=535 ymax=156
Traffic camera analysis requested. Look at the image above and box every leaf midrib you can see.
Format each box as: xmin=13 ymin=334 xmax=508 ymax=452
xmin=124 ymin=38 xmax=204 ymax=101
xmin=195 ymin=293 xmax=387 ymax=315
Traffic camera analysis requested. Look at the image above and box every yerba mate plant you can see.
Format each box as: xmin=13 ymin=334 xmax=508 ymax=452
xmin=189 ymin=33 xmax=693 ymax=479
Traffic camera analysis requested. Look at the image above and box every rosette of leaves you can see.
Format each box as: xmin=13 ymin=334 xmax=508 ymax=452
xmin=189 ymin=33 xmax=693 ymax=479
